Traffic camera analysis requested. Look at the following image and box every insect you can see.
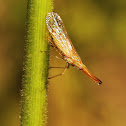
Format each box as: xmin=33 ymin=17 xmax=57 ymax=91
xmin=46 ymin=12 xmax=102 ymax=85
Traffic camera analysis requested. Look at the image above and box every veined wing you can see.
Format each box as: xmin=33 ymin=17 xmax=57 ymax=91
xmin=46 ymin=12 xmax=77 ymax=58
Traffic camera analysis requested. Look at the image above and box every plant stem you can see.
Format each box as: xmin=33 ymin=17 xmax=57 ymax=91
xmin=20 ymin=0 xmax=52 ymax=126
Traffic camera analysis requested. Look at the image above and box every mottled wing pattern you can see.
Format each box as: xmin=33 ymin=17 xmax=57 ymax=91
xmin=46 ymin=12 xmax=76 ymax=58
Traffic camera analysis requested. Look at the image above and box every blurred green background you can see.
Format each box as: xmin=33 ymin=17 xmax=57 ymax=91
xmin=1 ymin=0 xmax=126 ymax=126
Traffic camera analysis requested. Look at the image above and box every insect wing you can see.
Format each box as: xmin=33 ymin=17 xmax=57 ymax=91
xmin=46 ymin=12 xmax=75 ymax=58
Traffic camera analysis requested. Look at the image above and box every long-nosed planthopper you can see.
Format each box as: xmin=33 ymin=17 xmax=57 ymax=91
xmin=46 ymin=12 xmax=102 ymax=85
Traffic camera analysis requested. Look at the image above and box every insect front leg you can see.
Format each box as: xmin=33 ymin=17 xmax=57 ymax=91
xmin=48 ymin=36 xmax=56 ymax=48
xmin=48 ymin=36 xmax=65 ymax=60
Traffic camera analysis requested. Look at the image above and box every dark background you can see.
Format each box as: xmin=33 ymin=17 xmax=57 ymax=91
xmin=0 ymin=0 xmax=126 ymax=126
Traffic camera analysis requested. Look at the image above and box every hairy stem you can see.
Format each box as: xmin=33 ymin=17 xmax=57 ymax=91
xmin=20 ymin=0 xmax=52 ymax=126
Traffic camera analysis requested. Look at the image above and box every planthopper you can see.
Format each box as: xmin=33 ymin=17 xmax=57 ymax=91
xmin=46 ymin=12 xmax=102 ymax=85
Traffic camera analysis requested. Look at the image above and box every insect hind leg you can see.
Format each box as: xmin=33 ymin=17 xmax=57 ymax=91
xmin=48 ymin=63 xmax=70 ymax=79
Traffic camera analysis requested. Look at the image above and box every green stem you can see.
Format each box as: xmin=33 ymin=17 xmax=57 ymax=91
xmin=20 ymin=0 xmax=52 ymax=126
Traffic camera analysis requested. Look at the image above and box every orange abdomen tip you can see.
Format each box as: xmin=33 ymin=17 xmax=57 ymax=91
xmin=81 ymin=65 xmax=102 ymax=85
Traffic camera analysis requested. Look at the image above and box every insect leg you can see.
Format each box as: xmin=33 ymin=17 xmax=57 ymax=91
xmin=40 ymin=51 xmax=48 ymax=53
xmin=49 ymin=66 xmax=67 ymax=69
xmin=48 ymin=63 xmax=70 ymax=79
xmin=48 ymin=37 xmax=65 ymax=60
xmin=48 ymin=36 xmax=56 ymax=47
